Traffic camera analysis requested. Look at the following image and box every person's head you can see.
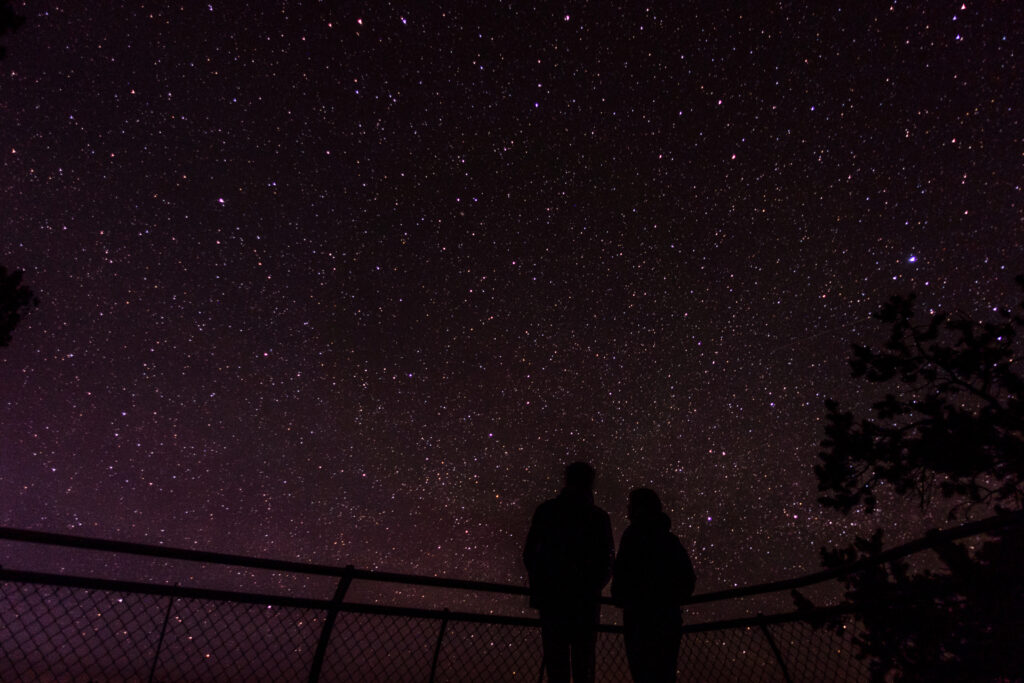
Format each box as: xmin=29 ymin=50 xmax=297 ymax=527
xmin=564 ymin=461 xmax=596 ymax=492
xmin=628 ymin=487 xmax=662 ymax=522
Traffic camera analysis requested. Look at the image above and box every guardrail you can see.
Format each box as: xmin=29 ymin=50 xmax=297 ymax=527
xmin=2 ymin=511 xmax=1020 ymax=682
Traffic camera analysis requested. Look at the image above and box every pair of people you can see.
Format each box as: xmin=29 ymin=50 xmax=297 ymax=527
xmin=523 ymin=462 xmax=696 ymax=683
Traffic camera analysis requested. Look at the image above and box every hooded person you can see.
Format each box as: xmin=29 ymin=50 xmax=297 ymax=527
xmin=611 ymin=488 xmax=696 ymax=683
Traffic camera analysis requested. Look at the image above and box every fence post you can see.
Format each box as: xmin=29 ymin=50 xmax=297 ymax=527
xmin=147 ymin=592 xmax=176 ymax=683
xmin=308 ymin=565 xmax=354 ymax=683
xmin=428 ymin=608 xmax=451 ymax=683
xmin=757 ymin=619 xmax=793 ymax=683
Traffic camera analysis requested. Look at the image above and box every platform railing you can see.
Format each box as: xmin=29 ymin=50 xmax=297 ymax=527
xmin=1 ymin=510 xmax=1021 ymax=682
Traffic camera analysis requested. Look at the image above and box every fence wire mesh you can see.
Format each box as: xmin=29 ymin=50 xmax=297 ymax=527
xmin=1 ymin=581 xmax=165 ymax=682
xmin=434 ymin=619 xmax=547 ymax=682
xmin=5 ymin=515 xmax=1020 ymax=681
xmin=768 ymin=618 xmax=872 ymax=683
xmin=679 ymin=625 xmax=784 ymax=683
xmin=152 ymin=598 xmax=321 ymax=682
xmin=1 ymin=578 xmax=876 ymax=682
xmin=593 ymin=630 xmax=633 ymax=682
xmin=320 ymin=611 xmax=437 ymax=682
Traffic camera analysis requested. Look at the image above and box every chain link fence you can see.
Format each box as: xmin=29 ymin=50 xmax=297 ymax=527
xmin=0 ymin=573 xmax=870 ymax=682
xmin=4 ymin=516 xmax=1019 ymax=681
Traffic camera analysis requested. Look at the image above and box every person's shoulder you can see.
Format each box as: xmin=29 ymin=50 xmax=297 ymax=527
xmin=533 ymin=497 xmax=559 ymax=515
xmin=668 ymin=533 xmax=693 ymax=560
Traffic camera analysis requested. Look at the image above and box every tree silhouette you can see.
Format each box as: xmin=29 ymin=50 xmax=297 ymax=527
xmin=0 ymin=0 xmax=24 ymax=60
xmin=818 ymin=279 xmax=1024 ymax=517
xmin=0 ymin=266 xmax=37 ymax=348
xmin=0 ymin=2 xmax=34 ymax=345
xmin=802 ymin=276 xmax=1024 ymax=682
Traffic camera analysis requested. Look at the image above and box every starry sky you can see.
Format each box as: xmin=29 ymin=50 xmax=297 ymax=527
xmin=1 ymin=2 xmax=1021 ymax=611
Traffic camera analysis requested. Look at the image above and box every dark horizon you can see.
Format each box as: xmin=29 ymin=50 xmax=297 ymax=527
xmin=1 ymin=1 xmax=1021 ymax=612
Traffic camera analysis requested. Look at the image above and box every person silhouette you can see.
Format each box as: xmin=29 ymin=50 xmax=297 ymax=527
xmin=611 ymin=488 xmax=696 ymax=683
xmin=523 ymin=462 xmax=615 ymax=683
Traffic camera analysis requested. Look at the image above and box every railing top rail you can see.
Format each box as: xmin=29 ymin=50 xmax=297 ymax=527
xmin=0 ymin=525 xmax=530 ymax=596
xmin=1 ymin=509 xmax=1020 ymax=606
xmin=687 ymin=508 xmax=1024 ymax=605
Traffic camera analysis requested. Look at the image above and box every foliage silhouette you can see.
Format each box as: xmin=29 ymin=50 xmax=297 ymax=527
xmin=0 ymin=0 xmax=24 ymax=60
xmin=799 ymin=275 xmax=1024 ymax=682
xmin=1 ymin=5 xmax=36 ymax=346
xmin=0 ymin=265 xmax=36 ymax=348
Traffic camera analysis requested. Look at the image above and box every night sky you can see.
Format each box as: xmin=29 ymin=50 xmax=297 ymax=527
xmin=1 ymin=2 xmax=1021 ymax=608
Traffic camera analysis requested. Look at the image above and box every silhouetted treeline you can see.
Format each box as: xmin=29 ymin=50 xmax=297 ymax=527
xmin=0 ymin=0 xmax=24 ymax=60
xmin=0 ymin=266 xmax=36 ymax=348
xmin=801 ymin=275 xmax=1024 ymax=682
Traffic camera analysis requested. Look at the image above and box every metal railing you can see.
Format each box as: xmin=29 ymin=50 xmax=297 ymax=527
xmin=1 ymin=511 xmax=1021 ymax=682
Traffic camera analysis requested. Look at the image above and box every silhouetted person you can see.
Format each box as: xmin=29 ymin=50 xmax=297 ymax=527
xmin=524 ymin=462 xmax=614 ymax=683
xmin=611 ymin=488 xmax=696 ymax=683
